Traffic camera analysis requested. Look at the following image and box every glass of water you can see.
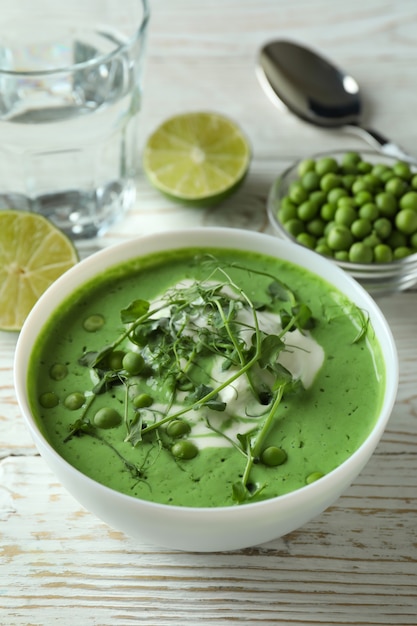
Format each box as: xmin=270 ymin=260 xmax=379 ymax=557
xmin=0 ymin=0 xmax=150 ymax=238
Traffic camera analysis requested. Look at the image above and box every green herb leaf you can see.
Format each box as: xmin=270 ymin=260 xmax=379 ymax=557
xmin=258 ymin=334 xmax=285 ymax=368
xmin=232 ymin=481 xmax=250 ymax=503
xmin=125 ymin=413 xmax=144 ymax=446
xmin=78 ymin=345 xmax=114 ymax=369
xmin=204 ymin=399 xmax=227 ymax=412
xmin=292 ymin=303 xmax=315 ymax=330
xmin=267 ymin=279 xmax=291 ymax=303
xmin=271 ymin=364 xmax=295 ymax=388
xmin=186 ymin=384 xmax=214 ymax=403
xmin=121 ymin=299 xmax=150 ymax=324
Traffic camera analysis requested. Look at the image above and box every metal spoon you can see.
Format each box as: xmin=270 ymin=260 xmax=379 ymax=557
xmin=256 ymin=39 xmax=414 ymax=162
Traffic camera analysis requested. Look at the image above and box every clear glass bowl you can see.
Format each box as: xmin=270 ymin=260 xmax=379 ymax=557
xmin=267 ymin=150 xmax=417 ymax=296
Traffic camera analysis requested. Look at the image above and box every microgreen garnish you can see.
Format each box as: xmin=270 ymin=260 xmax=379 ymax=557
xmin=65 ymin=257 xmax=328 ymax=503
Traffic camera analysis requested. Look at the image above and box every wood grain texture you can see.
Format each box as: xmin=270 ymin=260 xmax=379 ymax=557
xmin=1 ymin=1 xmax=417 ymax=624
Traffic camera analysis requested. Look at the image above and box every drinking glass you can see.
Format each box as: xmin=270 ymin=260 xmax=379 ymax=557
xmin=0 ymin=0 xmax=150 ymax=238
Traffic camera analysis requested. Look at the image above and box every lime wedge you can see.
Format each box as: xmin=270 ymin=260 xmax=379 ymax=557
xmin=143 ymin=111 xmax=251 ymax=206
xmin=0 ymin=211 xmax=79 ymax=331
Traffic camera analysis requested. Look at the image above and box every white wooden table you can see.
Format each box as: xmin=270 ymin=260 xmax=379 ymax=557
xmin=1 ymin=1 xmax=417 ymax=624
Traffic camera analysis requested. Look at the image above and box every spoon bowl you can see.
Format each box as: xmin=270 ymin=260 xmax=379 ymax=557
xmin=257 ymin=39 xmax=361 ymax=128
xmin=257 ymin=40 xmax=414 ymax=163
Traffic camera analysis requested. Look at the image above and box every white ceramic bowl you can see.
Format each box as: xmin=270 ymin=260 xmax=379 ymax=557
xmin=267 ymin=150 xmax=417 ymax=296
xmin=14 ymin=228 xmax=398 ymax=552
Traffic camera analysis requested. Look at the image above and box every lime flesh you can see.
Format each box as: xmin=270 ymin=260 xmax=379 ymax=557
xmin=0 ymin=210 xmax=78 ymax=331
xmin=143 ymin=111 xmax=251 ymax=206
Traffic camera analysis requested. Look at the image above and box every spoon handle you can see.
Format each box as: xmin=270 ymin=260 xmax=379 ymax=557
xmin=347 ymin=124 xmax=417 ymax=164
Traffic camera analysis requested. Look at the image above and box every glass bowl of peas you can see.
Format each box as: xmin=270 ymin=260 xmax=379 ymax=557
xmin=267 ymin=150 xmax=417 ymax=296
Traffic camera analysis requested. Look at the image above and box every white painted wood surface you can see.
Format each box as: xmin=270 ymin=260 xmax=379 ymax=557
xmin=1 ymin=1 xmax=417 ymax=624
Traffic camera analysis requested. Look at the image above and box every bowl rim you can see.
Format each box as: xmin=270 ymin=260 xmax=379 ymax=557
xmin=14 ymin=227 xmax=400 ymax=515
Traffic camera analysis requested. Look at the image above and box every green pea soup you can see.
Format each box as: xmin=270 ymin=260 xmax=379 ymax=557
xmin=28 ymin=247 xmax=385 ymax=507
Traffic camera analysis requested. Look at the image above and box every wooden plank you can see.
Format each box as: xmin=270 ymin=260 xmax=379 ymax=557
xmin=1 ymin=1 xmax=417 ymax=624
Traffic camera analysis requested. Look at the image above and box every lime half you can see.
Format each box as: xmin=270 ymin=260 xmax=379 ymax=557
xmin=0 ymin=211 xmax=79 ymax=331
xmin=143 ymin=111 xmax=251 ymax=206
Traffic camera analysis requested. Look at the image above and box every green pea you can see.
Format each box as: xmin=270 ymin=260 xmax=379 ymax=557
xmin=260 ymin=446 xmax=287 ymax=467
xmin=357 ymin=160 xmax=372 ymax=173
xmin=323 ymin=220 xmax=336 ymax=237
xmin=281 ymin=195 xmax=297 ymax=211
xmin=351 ymin=218 xmax=372 ymax=239
xmin=316 ymin=156 xmax=338 ymax=176
xmin=373 ymin=217 xmax=392 ymax=240
xmin=320 ymin=202 xmax=337 ymax=221
xmin=342 ymin=151 xmax=361 ymax=169
xmin=334 ymin=205 xmax=357 ymax=227
xmin=393 ymin=161 xmax=412 ymax=180
xmin=362 ymin=173 xmax=381 ymax=190
xmin=375 ymin=192 xmax=397 ymax=217
xmin=107 ymin=350 xmax=125 ymax=371
xmin=309 ymin=190 xmax=327 ymax=208
xmin=132 ymin=393 xmax=153 ymax=409
xmin=93 ymin=407 xmax=122 ymax=429
xmin=372 ymin=163 xmax=391 ymax=178
xmin=411 ymin=174 xmax=417 ymax=190
xmin=393 ymin=246 xmax=412 ymax=259
xmin=395 ymin=208 xmax=417 ymax=235
xmin=320 ymin=172 xmax=342 ymax=192
xmin=306 ymin=217 xmax=325 ymax=237
xmin=349 ymin=242 xmax=373 ymax=264
xmin=306 ymin=471 xmax=324 ymax=484
xmin=342 ymin=174 xmax=356 ymax=189
xmin=171 ymin=440 xmax=198 ymax=460
xmin=49 ymin=363 xmax=68 ymax=381
xmin=284 ymin=218 xmax=304 ymax=237
xmin=297 ymin=158 xmax=316 ymax=177
xmin=327 ymin=187 xmax=348 ymax=204
xmin=122 ymin=351 xmax=145 ymax=375
xmin=278 ymin=201 xmax=297 ymax=223
xmin=327 ymin=225 xmax=353 ymax=251
xmin=337 ymin=196 xmax=357 ymax=209
xmin=315 ymin=243 xmax=332 ymax=257
xmin=354 ymin=190 xmax=373 ymax=206
xmin=296 ymin=232 xmax=316 ymax=249
xmin=359 ymin=203 xmax=379 ymax=221
xmin=166 ymin=419 xmax=191 ymax=438
xmin=297 ymin=200 xmax=319 ymax=221
xmin=362 ymin=233 xmax=382 ymax=249
xmin=399 ymin=191 xmax=417 ymax=212
xmin=374 ymin=244 xmax=393 ymax=263
xmin=301 ymin=171 xmax=321 ymax=192
xmin=411 ymin=232 xmax=417 ymax=248
xmin=334 ymin=250 xmax=349 ymax=261
xmin=387 ymin=231 xmax=407 ymax=249
xmin=351 ymin=178 xmax=370 ymax=195
xmin=64 ymin=392 xmax=85 ymax=410
xmin=380 ymin=168 xmax=395 ymax=183
xmin=385 ymin=176 xmax=408 ymax=197
xmin=289 ymin=181 xmax=308 ymax=204
xmin=39 ymin=392 xmax=59 ymax=408
xmin=83 ymin=314 xmax=105 ymax=332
